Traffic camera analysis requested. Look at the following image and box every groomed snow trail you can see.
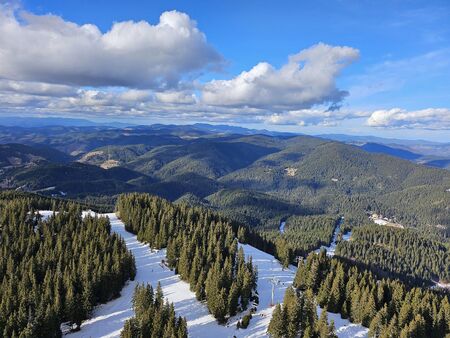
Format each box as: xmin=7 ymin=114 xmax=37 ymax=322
xmin=60 ymin=212 xmax=367 ymax=338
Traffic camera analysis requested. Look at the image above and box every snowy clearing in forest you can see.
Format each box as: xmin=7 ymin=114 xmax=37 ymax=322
xmin=317 ymin=308 xmax=368 ymax=338
xmin=57 ymin=212 xmax=367 ymax=338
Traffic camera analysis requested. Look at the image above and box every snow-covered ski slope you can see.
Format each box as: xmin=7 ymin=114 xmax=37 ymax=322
xmin=49 ymin=212 xmax=368 ymax=338
xmin=66 ymin=213 xmax=294 ymax=337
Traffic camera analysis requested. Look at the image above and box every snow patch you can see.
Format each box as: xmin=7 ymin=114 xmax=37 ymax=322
xmin=317 ymin=308 xmax=368 ymax=338
xmin=279 ymin=221 xmax=286 ymax=234
xmin=34 ymin=210 xmax=58 ymax=222
xmin=82 ymin=210 xmax=99 ymax=218
xmin=374 ymin=218 xmax=388 ymax=225
xmin=432 ymin=280 xmax=450 ymax=290
xmin=35 ymin=210 xmax=100 ymax=222
xmin=34 ymin=186 xmax=56 ymax=192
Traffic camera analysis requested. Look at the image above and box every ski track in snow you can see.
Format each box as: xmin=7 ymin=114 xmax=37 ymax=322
xmin=315 ymin=217 xmax=351 ymax=257
xmin=279 ymin=221 xmax=285 ymax=234
xmin=39 ymin=211 xmax=368 ymax=338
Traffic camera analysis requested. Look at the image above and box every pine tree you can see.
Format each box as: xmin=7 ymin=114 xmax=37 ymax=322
xmin=65 ymin=284 xmax=84 ymax=331
xmin=122 ymin=283 xmax=186 ymax=338
xmin=301 ymin=289 xmax=318 ymax=336
xmin=362 ymin=292 xmax=377 ymax=327
xmin=307 ymin=258 xmax=320 ymax=292
xmin=228 ymin=282 xmax=240 ymax=316
xmin=268 ymin=304 xmax=286 ymax=338
xmin=317 ymin=272 xmax=333 ymax=307
xmin=328 ymin=320 xmax=338 ymax=338
xmin=177 ymin=317 xmax=188 ymax=338
xmin=317 ymin=308 xmax=330 ymax=338
xmin=155 ymin=282 xmax=164 ymax=308
xmin=283 ymin=287 xmax=300 ymax=338
xmin=369 ymin=305 xmax=387 ymax=338
xmin=121 ymin=318 xmax=139 ymax=338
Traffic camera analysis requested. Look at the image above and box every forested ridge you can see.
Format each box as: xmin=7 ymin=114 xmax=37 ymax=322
xmin=121 ymin=283 xmax=188 ymax=338
xmin=2 ymin=126 xmax=448 ymax=236
xmin=116 ymin=193 xmax=258 ymax=323
xmin=335 ymin=225 xmax=450 ymax=285
xmin=0 ymin=197 xmax=136 ymax=337
xmin=268 ymin=251 xmax=450 ymax=338
xmin=205 ymin=188 xmax=311 ymax=228
xmin=0 ymin=190 xmax=113 ymax=213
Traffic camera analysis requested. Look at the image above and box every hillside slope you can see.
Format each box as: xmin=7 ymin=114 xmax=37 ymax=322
xmin=0 ymin=126 xmax=448 ymax=231
xmin=5 ymin=162 xmax=154 ymax=196
xmin=0 ymin=143 xmax=70 ymax=167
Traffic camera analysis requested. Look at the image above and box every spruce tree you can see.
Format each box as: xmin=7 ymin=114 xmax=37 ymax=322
xmin=268 ymin=304 xmax=286 ymax=338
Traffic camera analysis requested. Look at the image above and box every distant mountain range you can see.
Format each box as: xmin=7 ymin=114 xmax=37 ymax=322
xmin=360 ymin=142 xmax=422 ymax=160
xmin=0 ymin=116 xmax=133 ymax=128
xmin=0 ymin=118 xmax=448 ymax=170
xmin=316 ymin=133 xmax=446 ymax=147
xmin=0 ymin=123 xmax=448 ymax=233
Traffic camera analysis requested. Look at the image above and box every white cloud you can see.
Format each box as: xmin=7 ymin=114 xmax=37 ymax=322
xmin=202 ymin=43 xmax=359 ymax=111
xmin=155 ymin=91 xmax=197 ymax=104
xmin=0 ymin=7 xmax=368 ymax=127
xmin=265 ymin=108 xmax=368 ymax=126
xmin=366 ymin=108 xmax=450 ymax=129
xmin=0 ymin=7 xmax=222 ymax=89
xmin=0 ymin=35 xmax=362 ymax=126
xmin=0 ymin=79 xmax=77 ymax=97
xmin=118 ymin=90 xmax=152 ymax=102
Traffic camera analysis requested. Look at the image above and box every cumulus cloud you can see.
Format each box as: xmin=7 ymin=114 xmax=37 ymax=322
xmin=202 ymin=43 xmax=359 ymax=111
xmin=0 ymin=7 xmax=222 ymax=89
xmin=0 ymin=80 xmax=77 ymax=97
xmin=0 ymin=6 xmax=364 ymax=127
xmin=366 ymin=108 xmax=450 ymax=129
xmin=155 ymin=91 xmax=197 ymax=104
xmin=266 ymin=108 xmax=368 ymax=126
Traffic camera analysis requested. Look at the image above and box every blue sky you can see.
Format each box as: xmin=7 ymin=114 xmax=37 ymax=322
xmin=0 ymin=0 xmax=449 ymax=140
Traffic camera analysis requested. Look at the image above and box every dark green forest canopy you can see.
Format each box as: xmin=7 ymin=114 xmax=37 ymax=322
xmin=0 ymin=190 xmax=113 ymax=213
xmin=244 ymin=215 xmax=339 ymax=268
xmin=270 ymin=251 xmax=450 ymax=338
xmin=335 ymin=225 xmax=450 ymax=285
xmin=0 ymin=196 xmax=136 ymax=337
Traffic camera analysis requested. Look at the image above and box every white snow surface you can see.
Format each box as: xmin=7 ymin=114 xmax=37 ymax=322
xmin=34 ymin=210 xmax=97 ymax=222
xmin=373 ymin=219 xmax=388 ymax=225
xmin=317 ymin=308 xmax=368 ymax=338
xmin=62 ymin=213 xmax=367 ymax=338
xmin=34 ymin=210 xmax=58 ymax=221
xmin=279 ymin=221 xmax=286 ymax=234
